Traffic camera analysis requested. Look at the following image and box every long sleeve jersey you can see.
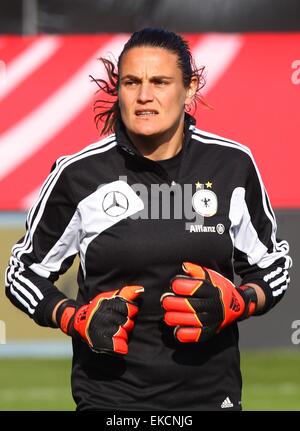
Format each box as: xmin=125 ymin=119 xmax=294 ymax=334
xmin=5 ymin=114 xmax=292 ymax=410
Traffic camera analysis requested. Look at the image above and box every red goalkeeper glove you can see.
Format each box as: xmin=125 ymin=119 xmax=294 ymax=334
xmin=56 ymin=285 xmax=144 ymax=355
xmin=161 ymin=262 xmax=257 ymax=343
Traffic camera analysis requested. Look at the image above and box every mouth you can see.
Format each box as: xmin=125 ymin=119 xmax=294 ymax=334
xmin=135 ymin=110 xmax=159 ymax=117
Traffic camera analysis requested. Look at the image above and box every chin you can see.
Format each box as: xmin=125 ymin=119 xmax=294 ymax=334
xmin=132 ymin=127 xmax=161 ymax=138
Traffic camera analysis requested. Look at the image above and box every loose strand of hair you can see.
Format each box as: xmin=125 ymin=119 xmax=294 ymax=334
xmin=90 ymin=57 xmax=119 ymax=135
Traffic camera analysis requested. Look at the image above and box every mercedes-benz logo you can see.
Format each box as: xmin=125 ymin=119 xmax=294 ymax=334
xmin=102 ymin=191 xmax=129 ymax=217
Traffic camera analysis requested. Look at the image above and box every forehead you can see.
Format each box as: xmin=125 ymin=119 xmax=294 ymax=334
xmin=119 ymin=46 xmax=180 ymax=76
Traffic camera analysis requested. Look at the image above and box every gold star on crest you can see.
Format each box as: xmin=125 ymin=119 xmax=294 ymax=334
xmin=195 ymin=181 xmax=202 ymax=189
xmin=205 ymin=181 xmax=213 ymax=189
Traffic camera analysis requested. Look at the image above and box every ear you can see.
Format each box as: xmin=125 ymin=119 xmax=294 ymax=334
xmin=184 ymin=76 xmax=198 ymax=106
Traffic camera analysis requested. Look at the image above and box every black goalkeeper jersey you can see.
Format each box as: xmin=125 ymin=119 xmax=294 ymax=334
xmin=5 ymin=114 xmax=292 ymax=410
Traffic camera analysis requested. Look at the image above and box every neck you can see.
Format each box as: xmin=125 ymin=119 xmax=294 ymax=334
xmin=127 ymin=115 xmax=185 ymax=161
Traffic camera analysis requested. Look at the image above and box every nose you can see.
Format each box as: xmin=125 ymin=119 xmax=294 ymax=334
xmin=137 ymin=82 xmax=154 ymax=103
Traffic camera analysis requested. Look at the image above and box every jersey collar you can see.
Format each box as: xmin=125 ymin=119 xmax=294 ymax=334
xmin=115 ymin=113 xmax=196 ymax=158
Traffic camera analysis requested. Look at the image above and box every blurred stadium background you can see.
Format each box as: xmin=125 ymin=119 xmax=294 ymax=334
xmin=0 ymin=0 xmax=300 ymax=410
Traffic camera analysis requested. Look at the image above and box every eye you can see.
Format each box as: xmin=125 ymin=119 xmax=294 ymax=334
xmin=153 ymin=79 xmax=168 ymax=86
xmin=124 ymin=80 xmax=138 ymax=86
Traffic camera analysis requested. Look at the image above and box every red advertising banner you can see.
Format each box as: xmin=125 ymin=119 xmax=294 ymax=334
xmin=0 ymin=33 xmax=299 ymax=209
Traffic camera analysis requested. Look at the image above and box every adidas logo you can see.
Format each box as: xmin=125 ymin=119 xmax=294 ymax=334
xmin=221 ymin=397 xmax=234 ymax=408
xmin=230 ymin=294 xmax=241 ymax=312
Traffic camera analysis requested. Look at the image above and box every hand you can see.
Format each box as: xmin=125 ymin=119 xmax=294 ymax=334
xmin=160 ymin=262 xmax=257 ymax=343
xmin=56 ymin=285 xmax=144 ymax=354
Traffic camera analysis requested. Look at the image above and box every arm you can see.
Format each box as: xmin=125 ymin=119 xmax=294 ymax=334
xmin=242 ymin=283 xmax=265 ymax=312
xmin=52 ymin=299 xmax=69 ymax=325
xmin=5 ymin=161 xmax=80 ymax=327
xmin=5 ymin=160 xmax=144 ymax=355
xmin=161 ymin=151 xmax=291 ymax=343
xmin=230 ymin=153 xmax=292 ymax=315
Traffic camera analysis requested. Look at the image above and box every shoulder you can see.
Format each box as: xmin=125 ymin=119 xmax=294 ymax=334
xmin=41 ymin=134 xmax=118 ymax=203
xmin=48 ymin=134 xmax=118 ymax=184
xmin=190 ymin=126 xmax=264 ymax=183
xmin=190 ymin=126 xmax=254 ymax=162
xmin=47 ymin=134 xmax=117 ymax=188
xmin=53 ymin=134 xmax=117 ymax=170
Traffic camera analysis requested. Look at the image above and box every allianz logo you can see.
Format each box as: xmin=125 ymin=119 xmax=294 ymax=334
xmin=188 ymin=223 xmax=225 ymax=234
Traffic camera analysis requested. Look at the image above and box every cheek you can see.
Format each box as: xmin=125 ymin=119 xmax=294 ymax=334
xmin=118 ymin=91 xmax=132 ymax=113
xmin=118 ymin=94 xmax=126 ymax=112
xmin=164 ymin=90 xmax=187 ymax=112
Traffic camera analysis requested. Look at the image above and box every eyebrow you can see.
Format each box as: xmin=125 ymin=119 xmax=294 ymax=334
xmin=120 ymin=74 xmax=174 ymax=81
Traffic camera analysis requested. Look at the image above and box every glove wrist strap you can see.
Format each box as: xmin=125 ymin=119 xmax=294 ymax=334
xmin=236 ymin=285 xmax=258 ymax=321
xmin=56 ymin=299 xmax=78 ymax=336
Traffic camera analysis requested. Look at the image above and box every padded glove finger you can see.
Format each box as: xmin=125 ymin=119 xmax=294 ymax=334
xmin=57 ymin=285 xmax=144 ymax=355
xmin=161 ymin=262 xmax=257 ymax=343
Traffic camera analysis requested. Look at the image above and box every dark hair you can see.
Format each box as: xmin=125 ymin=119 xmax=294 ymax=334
xmin=91 ymin=28 xmax=207 ymax=135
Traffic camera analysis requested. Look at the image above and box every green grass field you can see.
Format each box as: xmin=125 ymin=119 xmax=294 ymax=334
xmin=241 ymin=350 xmax=300 ymax=410
xmin=0 ymin=350 xmax=299 ymax=410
